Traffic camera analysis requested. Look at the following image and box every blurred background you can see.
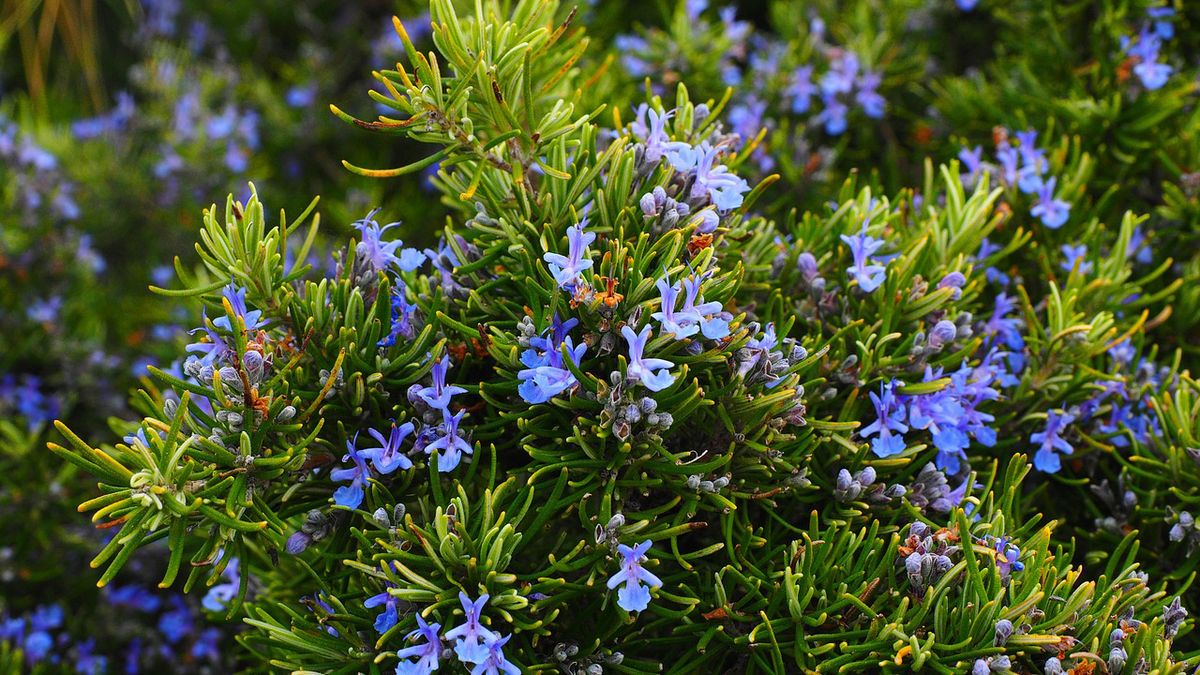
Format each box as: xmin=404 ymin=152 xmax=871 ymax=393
xmin=2 ymin=0 xmax=1197 ymax=671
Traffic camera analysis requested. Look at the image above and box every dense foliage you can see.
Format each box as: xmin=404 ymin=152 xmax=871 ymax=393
xmin=3 ymin=0 xmax=1200 ymax=673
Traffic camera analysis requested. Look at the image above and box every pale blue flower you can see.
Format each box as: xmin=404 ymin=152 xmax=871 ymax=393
xmin=607 ymin=540 xmax=663 ymax=612
xmin=621 ymin=325 xmax=675 ymax=392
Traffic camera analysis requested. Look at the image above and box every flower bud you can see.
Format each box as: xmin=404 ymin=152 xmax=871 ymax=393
xmin=993 ymin=619 xmax=1013 ymax=646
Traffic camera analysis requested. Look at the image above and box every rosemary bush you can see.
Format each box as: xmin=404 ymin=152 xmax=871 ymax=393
xmin=5 ymin=0 xmax=1200 ymax=673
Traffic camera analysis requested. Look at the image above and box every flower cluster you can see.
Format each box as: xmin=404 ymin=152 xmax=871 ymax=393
xmin=961 ymin=128 xmax=1073 ymax=229
xmin=1121 ymin=7 xmax=1176 ymax=91
xmin=0 ymin=115 xmax=80 ymax=220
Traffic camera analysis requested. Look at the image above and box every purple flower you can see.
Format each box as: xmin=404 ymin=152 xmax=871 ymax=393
xmin=821 ymin=53 xmax=859 ymax=96
xmin=1032 ymin=410 xmax=1075 ymax=473
xmin=214 ymin=283 xmax=263 ymax=332
xmin=543 ymin=221 xmax=595 ymax=290
xmin=606 ymin=540 xmax=663 ymax=612
xmin=631 ymin=104 xmax=674 ymax=165
xmin=379 ymin=283 xmax=420 ymax=347
xmin=651 ymin=274 xmax=698 ymax=339
xmin=72 ymin=91 xmax=135 ymax=139
xmin=1030 ymin=177 xmax=1071 ymax=229
xmin=1134 ymin=59 xmax=1172 ymax=90
xmin=621 ymin=325 xmax=676 ymax=392
xmin=286 ymin=83 xmax=317 ymax=108
xmin=471 ymin=633 xmax=521 ymax=675
xmin=332 ymin=437 xmax=372 ymax=509
xmin=787 ymin=65 xmax=816 ymax=113
xmin=191 ymin=628 xmax=221 ymax=662
xmin=359 ymin=421 xmax=416 ymax=474
xmin=687 ymin=144 xmax=751 ymax=210
xmin=414 ymin=358 xmax=467 ymax=411
xmin=354 ymin=209 xmax=426 ymax=274
xmin=425 ymin=408 xmax=473 ymax=472
xmin=201 ymin=558 xmax=240 ymax=612
xmin=681 ymin=273 xmax=730 ymax=340
xmin=1127 ymin=226 xmax=1153 ymax=265
xmin=815 ymin=92 xmax=848 ymax=135
xmin=396 ymin=613 xmax=443 ymax=674
xmin=74 ymin=638 xmax=107 ymax=674
xmin=186 ymin=314 xmax=231 ymax=367
xmin=27 ymin=296 xmax=63 ymax=324
xmin=445 ymin=592 xmax=497 ymax=664
xmin=989 ymin=536 xmax=1025 ymax=581
xmin=365 ymin=580 xmax=401 ymax=634
xmin=1060 ymin=244 xmax=1092 ymax=275
xmin=518 ymin=334 xmax=586 ymax=404
xmin=841 ymin=220 xmax=888 ymax=293
xmin=855 ymin=70 xmax=885 ymax=119
xmin=158 ymin=596 xmax=194 ymax=644
xmin=107 ymin=585 xmax=162 ymax=613
xmin=995 ymin=143 xmax=1019 ymax=187
xmin=1147 ymin=6 xmax=1175 ymax=39
xmin=77 ymin=234 xmax=106 ymax=273
xmin=860 ymin=381 xmax=908 ymax=457
xmin=958 ymin=146 xmax=983 ymax=187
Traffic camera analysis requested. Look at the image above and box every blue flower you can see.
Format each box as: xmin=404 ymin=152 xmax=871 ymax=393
xmin=787 ymin=65 xmax=816 ymax=114
xmin=74 ymin=638 xmax=107 ymax=674
xmin=861 ymin=381 xmax=908 ymax=457
xmin=1032 ymin=410 xmax=1075 ymax=473
xmin=651 ymin=274 xmax=699 ymax=339
xmin=202 ymin=557 xmax=240 ymax=612
xmin=1030 ymin=177 xmax=1070 ymax=229
xmin=332 ymin=437 xmax=372 ymax=509
xmin=396 ymin=613 xmax=443 ymax=674
xmin=191 ymin=627 xmax=222 ymax=662
xmin=958 ymin=146 xmax=983 ymax=187
xmin=988 ymin=536 xmax=1025 ymax=581
xmin=359 ymin=421 xmax=416 ymax=474
xmin=680 ymin=273 xmax=730 ymax=340
xmin=26 ymin=296 xmax=63 ymax=324
xmin=621 ymin=325 xmax=676 ymax=392
xmin=1147 ymin=6 xmax=1175 ymax=39
xmin=1134 ymin=58 xmax=1172 ymax=90
xmin=689 ymin=143 xmax=751 ymax=210
xmin=379 ymin=283 xmax=420 ymax=347
xmin=1125 ymin=24 xmax=1173 ymax=90
xmin=214 ymin=283 xmax=264 ymax=332
xmin=630 ymin=104 xmax=673 ymax=165
xmin=1060 ymin=244 xmax=1092 ymax=275
xmin=425 ymin=408 xmax=473 ymax=472
xmin=444 ymin=592 xmax=497 ymax=664
xmin=365 ymin=577 xmax=402 ymax=634
xmin=158 ymin=596 xmax=194 ymax=644
xmin=354 ymin=209 xmax=426 ymax=274
xmin=414 ymin=358 xmax=468 ymax=411
xmin=1014 ymin=130 xmax=1046 ymax=194
xmin=855 ymin=70 xmax=885 ymax=119
xmin=821 ymin=52 xmax=858 ymax=96
xmin=841 ymin=219 xmax=888 ymax=293
xmin=543 ymin=220 xmax=595 ymax=291
xmin=815 ymin=91 xmax=848 ymax=135
xmin=994 ymin=141 xmax=1019 ymax=187
xmin=71 ymin=91 xmax=135 ymax=139
xmin=471 ymin=633 xmax=521 ymax=675
xmin=286 ymin=83 xmax=317 ymax=108
xmin=106 ymin=584 xmax=162 ymax=613
xmin=518 ymin=335 xmax=586 ymax=404
xmin=606 ymin=540 xmax=663 ymax=612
